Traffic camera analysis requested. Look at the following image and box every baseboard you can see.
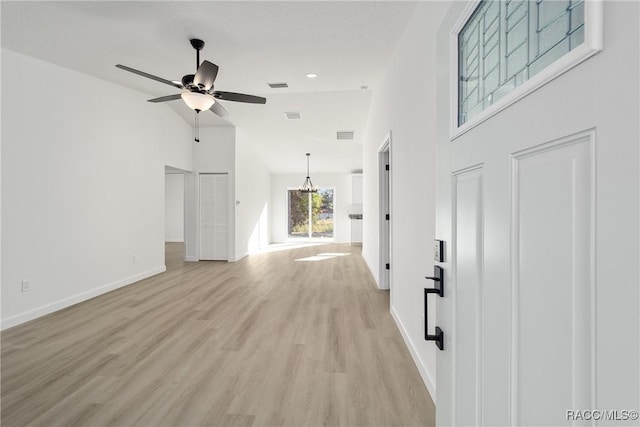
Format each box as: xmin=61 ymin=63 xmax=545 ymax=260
xmin=185 ymin=256 xmax=198 ymax=262
xmin=1 ymin=266 xmax=166 ymax=330
xmin=230 ymin=252 xmax=248 ymax=262
xmin=390 ymin=305 xmax=437 ymax=401
xmin=362 ymin=253 xmax=381 ymax=289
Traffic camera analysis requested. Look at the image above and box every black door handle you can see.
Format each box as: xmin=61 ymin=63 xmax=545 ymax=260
xmin=425 ymin=266 xmax=444 ymax=350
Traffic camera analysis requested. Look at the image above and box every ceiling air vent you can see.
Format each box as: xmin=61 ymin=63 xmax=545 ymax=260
xmin=285 ymin=112 xmax=302 ymax=120
xmin=337 ymin=131 xmax=355 ymax=140
xmin=268 ymin=82 xmax=289 ymax=89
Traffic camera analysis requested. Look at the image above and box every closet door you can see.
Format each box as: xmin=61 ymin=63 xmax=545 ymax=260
xmin=199 ymin=173 xmax=228 ymax=261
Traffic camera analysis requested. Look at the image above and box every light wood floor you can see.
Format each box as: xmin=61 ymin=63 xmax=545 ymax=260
xmin=1 ymin=243 xmax=435 ymax=427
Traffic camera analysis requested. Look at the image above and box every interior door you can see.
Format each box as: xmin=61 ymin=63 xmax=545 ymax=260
xmin=436 ymin=2 xmax=639 ymax=426
xmin=379 ymin=147 xmax=391 ymax=290
xmin=199 ymin=173 xmax=228 ymax=261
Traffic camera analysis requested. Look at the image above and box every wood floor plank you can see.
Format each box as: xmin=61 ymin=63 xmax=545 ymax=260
xmin=1 ymin=243 xmax=434 ymax=426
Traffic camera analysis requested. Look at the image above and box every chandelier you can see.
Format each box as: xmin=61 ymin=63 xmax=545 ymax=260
xmin=299 ymin=153 xmax=318 ymax=193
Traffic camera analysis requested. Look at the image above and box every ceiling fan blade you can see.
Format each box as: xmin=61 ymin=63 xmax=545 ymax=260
xmin=213 ymin=91 xmax=266 ymax=104
xmin=210 ymin=101 xmax=229 ymax=118
xmin=147 ymin=94 xmax=182 ymax=103
xmin=193 ymin=60 xmax=219 ymax=91
xmin=115 ymin=64 xmax=182 ymax=89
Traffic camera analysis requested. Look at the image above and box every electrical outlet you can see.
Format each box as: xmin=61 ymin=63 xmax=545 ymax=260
xmin=21 ymin=280 xmax=31 ymax=293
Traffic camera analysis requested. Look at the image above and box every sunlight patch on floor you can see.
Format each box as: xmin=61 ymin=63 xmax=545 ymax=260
xmin=295 ymin=253 xmax=352 ymax=262
xmin=257 ymin=242 xmax=329 ymax=254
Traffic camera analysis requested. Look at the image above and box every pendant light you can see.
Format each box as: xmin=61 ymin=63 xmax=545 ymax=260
xmin=299 ymin=153 xmax=318 ymax=193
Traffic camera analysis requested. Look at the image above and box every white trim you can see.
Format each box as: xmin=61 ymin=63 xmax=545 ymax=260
xmin=183 ymin=171 xmax=191 ymax=261
xmin=450 ymin=0 xmax=604 ymax=140
xmin=378 ymin=132 xmax=392 ymax=291
xmin=451 ymin=0 xmax=481 ymax=35
xmin=363 ymin=253 xmax=380 ymax=288
xmin=230 ymin=252 xmax=248 ymax=262
xmin=1 ymin=266 xmax=166 ymax=330
xmin=228 ymin=174 xmax=235 ymax=260
xmin=391 ymin=306 xmax=437 ymax=400
xmin=185 ymin=256 xmax=198 ymax=262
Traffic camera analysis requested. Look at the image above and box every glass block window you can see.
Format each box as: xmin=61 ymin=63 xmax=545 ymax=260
xmin=458 ymin=0 xmax=585 ymax=126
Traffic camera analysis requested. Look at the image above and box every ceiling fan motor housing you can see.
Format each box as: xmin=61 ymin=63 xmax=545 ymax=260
xmin=181 ymin=74 xmax=195 ymax=88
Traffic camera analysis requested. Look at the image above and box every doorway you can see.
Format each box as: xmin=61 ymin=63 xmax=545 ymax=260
xmin=379 ymin=134 xmax=391 ymax=290
xmin=164 ymin=166 xmax=188 ymax=269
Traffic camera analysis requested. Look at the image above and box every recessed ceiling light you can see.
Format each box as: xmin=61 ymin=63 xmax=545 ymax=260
xmin=306 ymin=73 xmax=318 ymax=79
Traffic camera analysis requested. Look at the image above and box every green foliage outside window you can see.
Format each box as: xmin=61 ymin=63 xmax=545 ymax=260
xmin=288 ymin=189 xmax=334 ymax=237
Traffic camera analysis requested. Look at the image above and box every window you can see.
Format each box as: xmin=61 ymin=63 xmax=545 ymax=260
xmin=453 ymin=0 xmax=602 ymax=135
xmin=287 ymin=189 xmax=334 ymax=239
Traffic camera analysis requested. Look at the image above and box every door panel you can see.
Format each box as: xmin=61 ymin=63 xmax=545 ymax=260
xmin=452 ymin=167 xmax=484 ymax=426
xmin=199 ymin=174 xmax=215 ymax=260
xmin=199 ymin=174 xmax=228 ymax=261
xmin=212 ymin=175 xmax=229 ymax=260
xmin=510 ymin=133 xmax=594 ymax=426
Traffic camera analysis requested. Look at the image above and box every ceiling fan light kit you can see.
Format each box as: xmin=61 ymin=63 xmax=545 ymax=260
xmin=181 ymin=90 xmax=215 ymax=112
xmin=116 ymin=38 xmax=266 ymax=141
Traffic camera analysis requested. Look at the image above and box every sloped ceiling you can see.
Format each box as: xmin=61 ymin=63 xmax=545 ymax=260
xmin=1 ymin=1 xmax=418 ymax=173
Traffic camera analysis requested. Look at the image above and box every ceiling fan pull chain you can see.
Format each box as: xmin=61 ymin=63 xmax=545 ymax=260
xmin=194 ymin=112 xmax=200 ymax=143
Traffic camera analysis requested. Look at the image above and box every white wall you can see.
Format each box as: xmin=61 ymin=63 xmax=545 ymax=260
xmin=362 ymin=2 xmax=450 ymax=400
xmin=185 ymin=126 xmax=236 ymax=261
xmin=164 ymin=173 xmax=184 ymax=242
xmin=235 ymin=132 xmax=271 ymax=256
xmin=271 ymin=173 xmax=351 ymax=243
xmin=1 ymin=49 xmax=192 ymax=328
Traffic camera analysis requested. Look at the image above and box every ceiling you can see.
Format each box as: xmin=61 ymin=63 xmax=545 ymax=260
xmin=1 ymin=1 xmax=418 ymax=174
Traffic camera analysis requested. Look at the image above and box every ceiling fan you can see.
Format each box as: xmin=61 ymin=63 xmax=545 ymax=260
xmin=116 ymin=38 xmax=266 ymax=140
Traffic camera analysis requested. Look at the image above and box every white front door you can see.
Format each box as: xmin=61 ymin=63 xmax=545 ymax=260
xmin=199 ymin=173 xmax=228 ymax=261
xmin=436 ymin=2 xmax=639 ymax=426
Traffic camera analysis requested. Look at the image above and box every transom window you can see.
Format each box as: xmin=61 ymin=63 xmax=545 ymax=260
xmin=458 ymin=0 xmax=586 ymax=127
